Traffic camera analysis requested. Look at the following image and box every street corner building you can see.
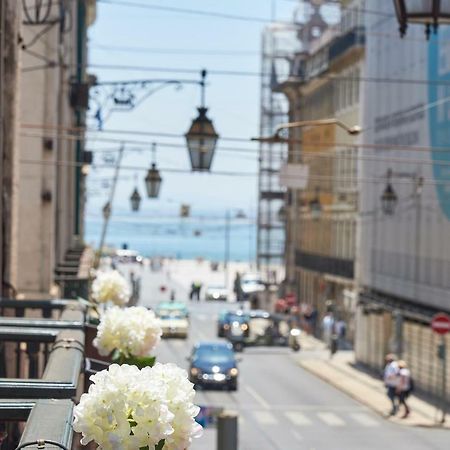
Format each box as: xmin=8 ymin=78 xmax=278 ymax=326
xmin=276 ymin=0 xmax=365 ymax=343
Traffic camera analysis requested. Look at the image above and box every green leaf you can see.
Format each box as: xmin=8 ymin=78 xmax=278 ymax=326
xmin=123 ymin=355 xmax=156 ymax=369
xmin=111 ymin=352 xmax=156 ymax=368
xmin=155 ymin=439 xmax=165 ymax=450
xmin=111 ymin=349 xmax=124 ymax=364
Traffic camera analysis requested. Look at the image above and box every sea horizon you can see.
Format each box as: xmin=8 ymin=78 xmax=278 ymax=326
xmin=85 ymin=212 xmax=260 ymax=263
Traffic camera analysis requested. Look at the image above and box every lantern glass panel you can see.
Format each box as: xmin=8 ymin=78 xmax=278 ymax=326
xmin=381 ymin=184 xmax=398 ymax=215
xmin=145 ymin=165 xmax=162 ymax=198
xmin=185 ymin=107 xmax=219 ymax=171
xmin=405 ymin=0 xmax=433 ymax=15
xmin=130 ymin=188 xmax=141 ymax=212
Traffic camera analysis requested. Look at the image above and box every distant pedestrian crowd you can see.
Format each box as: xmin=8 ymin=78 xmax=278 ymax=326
xmin=384 ymin=353 xmax=414 ymax=418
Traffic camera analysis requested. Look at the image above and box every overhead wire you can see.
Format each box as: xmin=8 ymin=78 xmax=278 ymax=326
xmin=19 ymin=122 xmax=450 ymax=154
xmin=19 ymin=157 xmax=450 ymax=188
xmin=96 ymin=0 xmax=298 ymax=25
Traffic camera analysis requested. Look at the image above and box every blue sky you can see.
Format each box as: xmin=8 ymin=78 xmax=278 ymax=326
xmin=85 ymin=0 xmax=303 ymax=219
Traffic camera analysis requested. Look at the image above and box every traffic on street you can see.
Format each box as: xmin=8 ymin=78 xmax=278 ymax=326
xmin=123 ymin=261 xmax=450 ymax=450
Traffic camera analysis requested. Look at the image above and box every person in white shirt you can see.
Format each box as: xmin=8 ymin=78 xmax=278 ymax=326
xmin=383 ymin=353 xmax=400 ymax=415
xmin=396 ymin=360 xmax=411 ymax=418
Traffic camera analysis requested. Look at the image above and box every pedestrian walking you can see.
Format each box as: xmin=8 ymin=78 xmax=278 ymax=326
xmin=397 ymin=360 xmax=412 ymax=418
xmin=383 ymin=353 xmax=400 ymax=415
xmin=321 ymin=312 xmax=335 ymax=346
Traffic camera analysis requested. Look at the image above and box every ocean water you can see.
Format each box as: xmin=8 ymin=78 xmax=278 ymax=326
xmin=85 ymin=214 xmax=257 ymax=262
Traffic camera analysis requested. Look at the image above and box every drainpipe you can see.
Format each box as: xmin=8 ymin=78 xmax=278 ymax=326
xmin=74 ymin=0 xmax=86 ymax=240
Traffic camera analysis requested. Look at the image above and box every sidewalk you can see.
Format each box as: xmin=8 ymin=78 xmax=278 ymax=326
xmin=297 ymin=335 xmax=449 ymax=429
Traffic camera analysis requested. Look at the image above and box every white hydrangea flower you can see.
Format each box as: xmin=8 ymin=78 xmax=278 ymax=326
xmin=147 ymin=363 xmax=203 ymax=450
xmin=73 ymin=364 xmax=202 ymax=450
xmin=73 ymin=364 xmax=174 ymax=450
xmin=94 ymin=306 xmax=162 ymax=357
xmin=91 ymin=270 xmax=130 ymax=306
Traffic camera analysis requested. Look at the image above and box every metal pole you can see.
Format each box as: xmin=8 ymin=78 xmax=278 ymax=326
xmin=0 ymin=0 xmax=5 ymax=298
xmin=96 ymin=144 xmax=125 ymax=267
xmin=217 ymin=411 xmax=238 ymax=450
xmin=441 ymin=335 xmax=447 ymax=424
xmin=225 ymin=210 xmax=230 ymax=291
xmin=74 ymin=0 xmax=86 ymax=237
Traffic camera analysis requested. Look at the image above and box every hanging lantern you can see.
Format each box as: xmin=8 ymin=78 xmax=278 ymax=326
xmin=130 ymin=188 xmax=142 ymax=212
xmin=381 ymin=183 xmax=398 ymax=216
xmin=145 ymin=164 xmax=162 ymax=198
xmin=185 ymin=70 xmax=219 ymax=172
xmin=102 ymin=201 xmax=111 ymax=220
xmin=278 ymin=205 xmax=286 ymax=222
xmin=309 ymin=198 xmax=322 ymax=220
xmin=185 ymin=107 xmax=219 ymax=171
xmin=145 ymin=143 xmax=162 ymax=198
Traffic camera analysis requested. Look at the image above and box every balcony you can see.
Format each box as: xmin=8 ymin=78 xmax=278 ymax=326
xmin=329 ymin=26 xmax=365 ymax=64
xmin=0 ymin=298 xmax=91 ymax=449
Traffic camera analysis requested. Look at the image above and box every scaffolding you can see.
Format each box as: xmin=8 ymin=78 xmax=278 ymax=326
xmin=257 ymin=24 xmax=297 ymax=280
xmin=256 ymin=1 xmax=340 ymax=281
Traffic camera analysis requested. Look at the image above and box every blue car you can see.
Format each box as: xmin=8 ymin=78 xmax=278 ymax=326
xmin=217 ymin=310 xmax=248 ymax=337
xmin=188 ymin=342 xmax=239 ymax=391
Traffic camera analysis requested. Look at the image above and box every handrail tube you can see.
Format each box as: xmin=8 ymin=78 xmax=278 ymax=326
xmin=0 ymin=399 xmax=35 ymax=421
xmin=0 ymin=299 xmax=77 ymax=310
xmin=18 ymin=399 xmax=74 ymax=450
xmin=0 ymin=307 xmax=85 ymax=399
xmin=0 ymin=327 xmax=60 ymax=342
xmin=0 ymin=380 xmax=77 ymax=399
xmin=0 ymin=318 xmax=83 ymax=329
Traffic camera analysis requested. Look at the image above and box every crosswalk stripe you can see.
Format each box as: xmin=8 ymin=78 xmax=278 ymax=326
xmin=285 ymin=411 xmax=312 ymax=426
xmin=349 ymin=412 xmax=379 ymax=427
xmin=253 ymin=411 xmax=278 ymax=425
xmin=317 ymin=412 xmax=346 ymax=426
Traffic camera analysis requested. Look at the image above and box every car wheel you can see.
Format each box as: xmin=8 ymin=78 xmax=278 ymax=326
xmin=228 ymin=382 xmax=238 ymax=391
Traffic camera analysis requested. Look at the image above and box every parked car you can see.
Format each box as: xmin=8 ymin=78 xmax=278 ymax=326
xmin=188 ymin=342 xmax=239 ymax=391
xmin=240 ymin=273 xmax=265 ymax=300
xmin=155 ymin=301 xmax=189 ymax=339
xmin=115 ymin=249 xmax=143 ymax=264
xmin=205 ymin=285 xmax=228 ymax=301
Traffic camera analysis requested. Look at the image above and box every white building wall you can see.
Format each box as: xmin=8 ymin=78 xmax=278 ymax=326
xmin=359 ymin=1 xmax=450 ymax=310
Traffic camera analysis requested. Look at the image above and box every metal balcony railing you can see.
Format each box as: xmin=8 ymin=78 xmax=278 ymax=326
xmin=0 ymin=299 xmax=86 ymax=450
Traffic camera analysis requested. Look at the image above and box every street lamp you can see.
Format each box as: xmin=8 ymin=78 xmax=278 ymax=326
xmin=393 ymin=0 xmax=450 ymax=38
xmin=381 ymin=183 xmax=398 ymax=216
xmin=309 ymin=187 xmax=322 ymax=220
xmin=380 ymin=169 xmax=423 ymax=216
xmin=145 ymin=143 xmax=162 ymax=199
xmin=130 ymin=188 xmax=142 ymax=212
xmin=102 ymin=201 xmax=111 ymax=220
xmin=251 ymin=118 xmax=361 ymax=143
xmin=185 ymin=70 xmax=219 ymax=171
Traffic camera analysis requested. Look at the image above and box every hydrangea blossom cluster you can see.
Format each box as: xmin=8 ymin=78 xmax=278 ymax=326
xmin=94 ymin=306 xmax=162 ymax=357
xmin=91 ymin=270 xmax=130 ymax=306
xmin=73 ymin=363 xmax=202 ymax=450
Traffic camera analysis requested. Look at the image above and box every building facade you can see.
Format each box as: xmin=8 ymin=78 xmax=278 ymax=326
xmin=356 ymin=0 xmax=450 ymax=400
xmin=2 ymin=1 xmax=95 ymax=299
xmin=281 ymin=0 xmax=365 ymax=340
xmin=0 ymin=0 xmax=21 ymax=299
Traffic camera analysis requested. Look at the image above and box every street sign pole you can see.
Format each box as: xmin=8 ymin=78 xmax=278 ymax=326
xmin=431 ymin=313 xmax=450 ymax=424
xmin=440 ymin=335 xmax=447 ymax=424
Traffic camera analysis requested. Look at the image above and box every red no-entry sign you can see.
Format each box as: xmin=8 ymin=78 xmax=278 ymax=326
xmin=431 ymin=313 xmax=450 ymax=335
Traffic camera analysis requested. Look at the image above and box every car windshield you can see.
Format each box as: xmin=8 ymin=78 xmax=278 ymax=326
xmin=157 ymin=310 xmax=187 ymax=319
xmin=228 ymin=314 xmax=247 ymax=323
xmin=194 ymin=346 xmax=234 ymax=364
xmin=242 ymin=278 xmax=262 ymax=284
